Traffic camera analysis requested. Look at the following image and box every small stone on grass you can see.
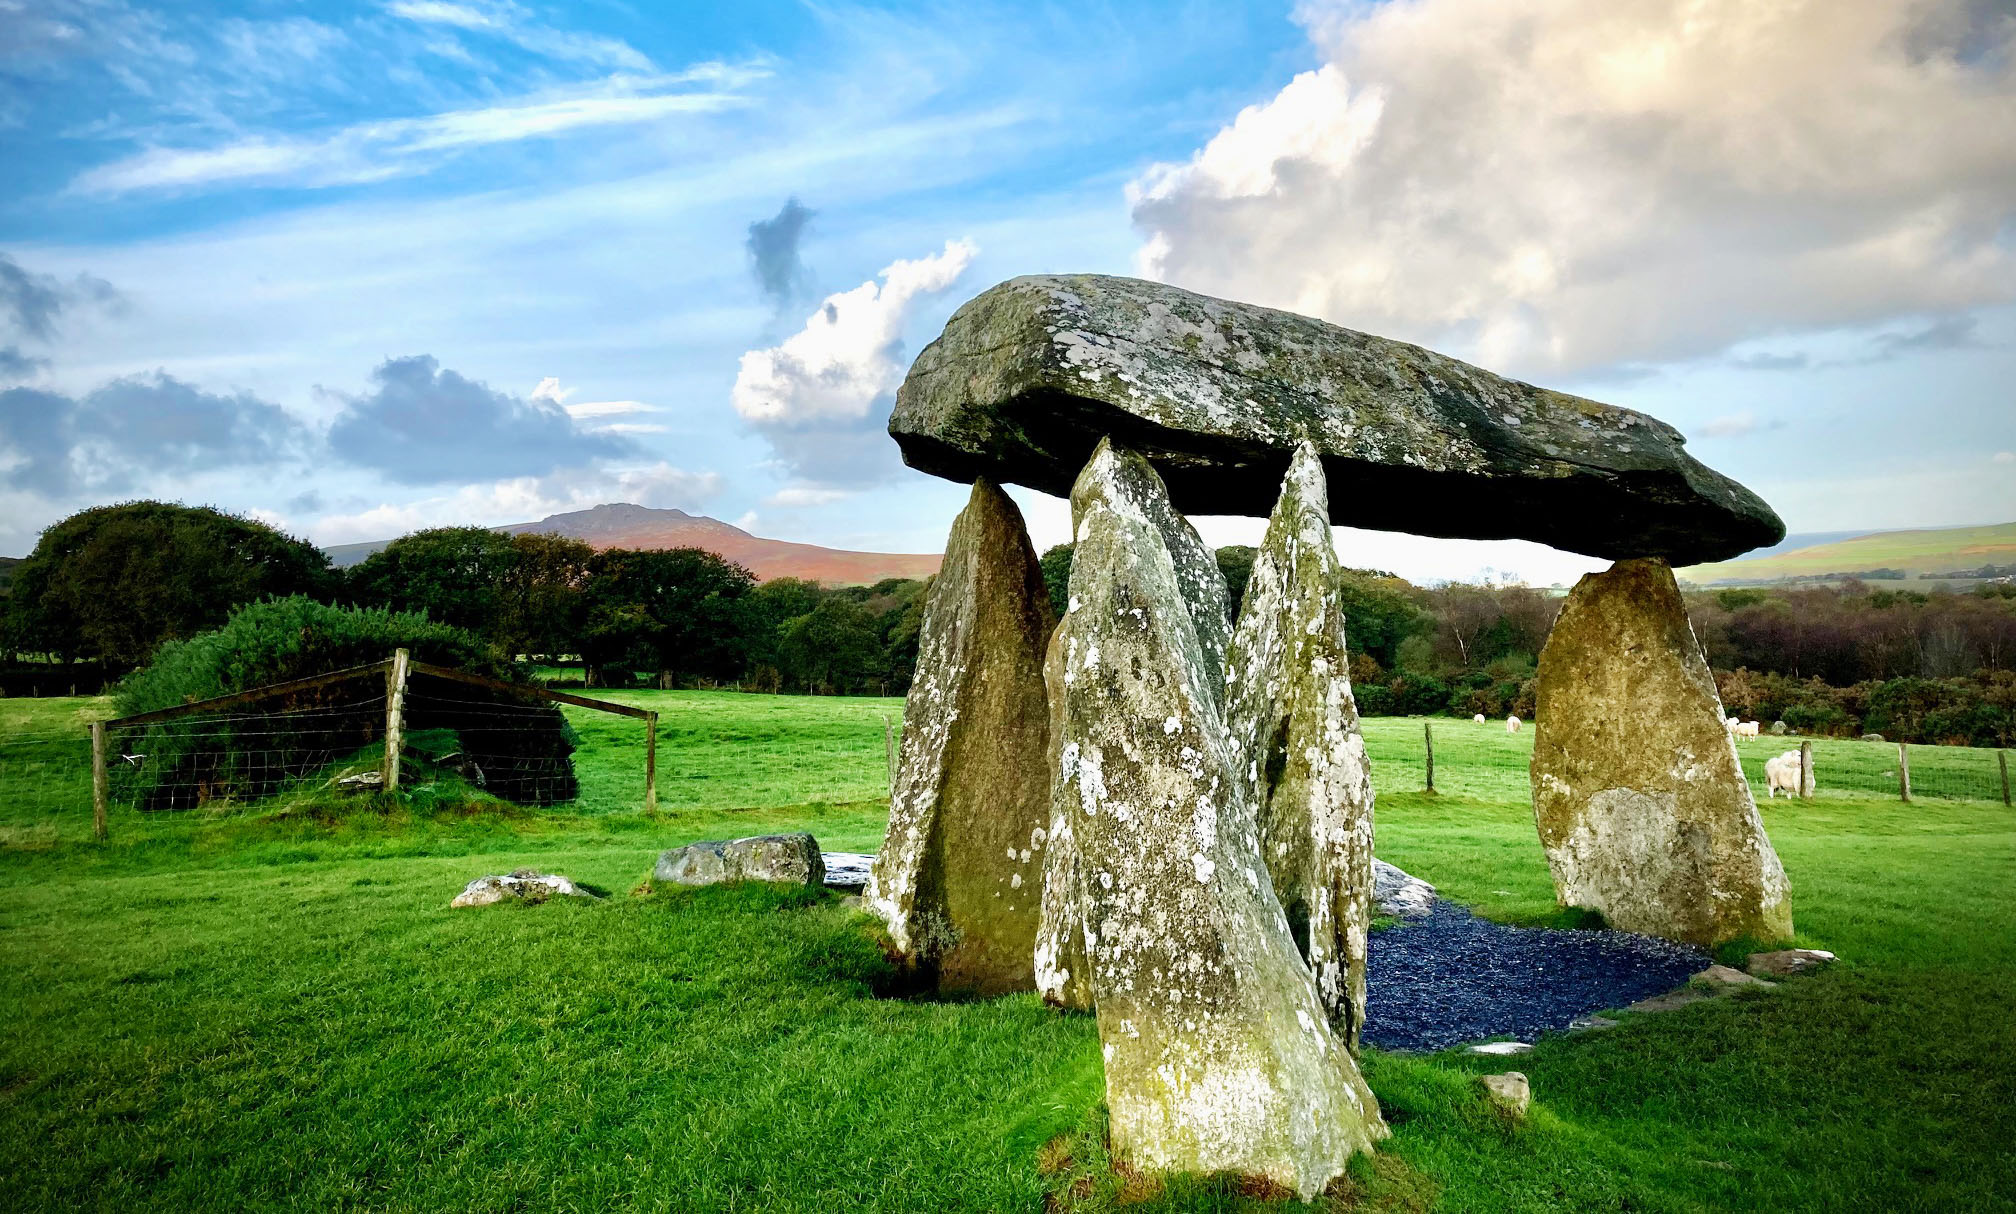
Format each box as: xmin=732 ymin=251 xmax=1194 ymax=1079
xmin=1479 ymin=1072 xmax=1530 ymax=1118
xmin=1745 ymin=948 xmax=1835 ymax=978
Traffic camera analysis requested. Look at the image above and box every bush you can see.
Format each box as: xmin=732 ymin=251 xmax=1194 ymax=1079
xmin=114 ymin=597 xmax=576 ymax=809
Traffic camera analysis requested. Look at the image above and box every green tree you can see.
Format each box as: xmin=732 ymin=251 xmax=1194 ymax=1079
xmin=1334 ymin=569 xmax=1429 ymax=669
xmin=777 ymin=596 xmax=881 ymax=694
xmin=578 ymin=548 xmax=757 ymax=687
xmin=1215 ymin=546 xmax=1257 ymax=618
xmin=4 ymin=501 xmax=332 ymax=670
xmin=495 ymin=533 xmax=595 ymax=659
xmin=1038 ymin=543 xmax=1074 ymax=619
xmin=344 ymin=527 xmax=518 ymax=638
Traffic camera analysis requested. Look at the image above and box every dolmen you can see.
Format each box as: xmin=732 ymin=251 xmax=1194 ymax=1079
xmin=865 ymin=273 xmax=1792 ymax=1196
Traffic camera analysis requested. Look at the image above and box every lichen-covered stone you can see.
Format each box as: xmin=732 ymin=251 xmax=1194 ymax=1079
xmin=1037 ymin=447 xmax=1228 ymax=1012
xmin=864 ymin=479 xmax=1055 ymax=994
xmin=450 ymin=868 xmax=596 ymax=907
xmin=1034 ymin=622 xmax=1093 ymax=1010
xmin=890 ymin=274 xmax=1783 ymax=564
xmin=654 ymin=833 xmax=825 ymax=888
xmin=1053 ymin=438 xmax=1384 ymax=1198
xmin=1223 ymin=441 xmax=1374 ymax=1050
xmin=1532 ymin=559 xmax=1793 ymax=946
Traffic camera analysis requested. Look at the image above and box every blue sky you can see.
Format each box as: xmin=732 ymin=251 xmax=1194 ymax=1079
xmin=3 ymin=0 xmax=2013 ymax=584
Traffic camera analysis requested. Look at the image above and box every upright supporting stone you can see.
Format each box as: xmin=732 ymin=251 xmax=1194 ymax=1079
xmin=1223 ymin=442 xmax=1376 ymax=1051
xmin=1037 ymin=441 xmax=1232 ymax=1011
xmin=1532 ymin=559 xmax=1793 ymax=947
xmin=865 ymin=478 xmax=1056 ymax=994
xmin=1034 ymin=622 xmax=1093 ymax=1010
xmin=1054 ymin=439 xmax=1384 ymax=1198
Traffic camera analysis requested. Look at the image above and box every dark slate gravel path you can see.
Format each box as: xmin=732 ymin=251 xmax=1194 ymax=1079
xmin=1362 ymin=901 xmax=1707 ymax=1052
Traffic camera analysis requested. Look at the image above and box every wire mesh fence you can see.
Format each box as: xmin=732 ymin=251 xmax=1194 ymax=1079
xmin=0 ymin=654 xmax=657 ymax=840
xmin=1359 ymin=717 xmax=2013 ymax=806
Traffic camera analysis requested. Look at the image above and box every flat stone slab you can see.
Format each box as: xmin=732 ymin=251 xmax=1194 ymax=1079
xmin=1746 ymin=948 xmax=1835 ymax=978
xmin=821 ymin=852 xmax=874 ymax=891
xmin=890 ymin=274 xmax=1783 ymax=563
xmin=1467 ymin=1041 xmax=1534 ymax=1056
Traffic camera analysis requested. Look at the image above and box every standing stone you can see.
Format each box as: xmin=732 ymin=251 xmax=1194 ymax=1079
xmin=1034 ymin=623 xmax=1094 ymax=1010
xmin=1037 ymin=443 xmax=1231 ymax=1011
xmin=864 ymin=478 xmax=1056 ymax=994
xmin=1532 ymin=559 xmax=1793 ymax=947
xmin=1223 ymin=441 xmax=1375 ymax=1051
xmin=1054 ymin=438 xmax=1384 ymax=1198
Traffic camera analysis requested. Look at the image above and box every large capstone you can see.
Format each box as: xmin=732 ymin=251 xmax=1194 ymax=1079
xmin=1223 ymin=442 xmax=1375 ymax=1051
xmin=1531 ymin=559 xmax=1793 ymax=946
xmin=864 ymin=478 xmax=1056 ymax=994
xmin=890 ymin=274 xmax=1782 ymax=564
xmin=1053 ymin=438 xmax=1385 ymax=1198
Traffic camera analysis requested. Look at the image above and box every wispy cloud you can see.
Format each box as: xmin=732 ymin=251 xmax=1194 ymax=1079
xmin=71 ymin=65 xmax=768 ymax=195
xmin=384 ymin=0 xmax=653 ymax=71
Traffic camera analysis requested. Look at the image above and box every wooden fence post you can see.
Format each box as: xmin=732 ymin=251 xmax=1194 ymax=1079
xmin=1423 ymin=720 xmax=1435 ymax=793
xmin=883 ymin=714 xmax=897 ymax=801
xmin=644 ymin=712 xmax=659 ymax=814
xmin=1897 ymin=742 xmax=1911 ymax=804
xmin=2000 ymin=750 xmax=2010 ymax=808
xmin=90 ymin=720 xmax=108 ymax=841
xmin=1799 ymin=739 xmax=1813 ymax=801
xmin=382 ymin=648 xmax=410 ymax=791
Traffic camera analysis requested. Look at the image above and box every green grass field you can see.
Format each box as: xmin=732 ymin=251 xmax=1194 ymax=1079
xmin=2 ymin=692 xmax=2012 ymax=1211
xmin=1679 ymin=519 xmax=2016 ymax=583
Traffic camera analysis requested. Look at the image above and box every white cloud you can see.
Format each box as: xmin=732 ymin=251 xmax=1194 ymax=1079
xmin=1698 ymin=411 xmax=1760 ymax=439
xmin=385 ymin=0 xmax=654 ymax=71
xmin=733 ymin=238 xmax=977 ymax=425
xmin=310 ymin=461 xmax=723 ymax=543
xmin=72 ymin=67 xmax=765 ymax=195
xmin=1131 ymin=0 xmax=2016 ymax=377
xmin=764 ymin=486 xmax=854 ymax=508
xmin=1995 ymin=451 xmax=2015 ymax=465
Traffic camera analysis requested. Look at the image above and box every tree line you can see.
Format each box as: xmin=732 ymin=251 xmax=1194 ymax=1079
xmin=6 ymin=501 xmax=2014 ymax=743
xmin=0 ymin=502 xmax=925 ymax=696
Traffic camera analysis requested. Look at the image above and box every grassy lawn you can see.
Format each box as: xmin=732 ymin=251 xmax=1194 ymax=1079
xmin=2 ymin=692 xmax=2012 ymax=1211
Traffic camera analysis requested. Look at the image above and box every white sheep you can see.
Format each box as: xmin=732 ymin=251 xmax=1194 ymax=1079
xmin=1741 ymin=721 xmax=1762 ymax=737
xmin=1764 ymin=749 xmax=1813 ymax=799
xmin=1473 ymin=713 xmax=1487 ymax=724
xmin=1506 ymin=714 xmax=1522 ymax=733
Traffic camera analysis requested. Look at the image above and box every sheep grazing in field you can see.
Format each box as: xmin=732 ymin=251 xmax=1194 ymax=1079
xmin=1506 ymin=714 xmax=1522 ymax=733
xmin=1764 ymin=750 xmax=1813 ymax=799
xmin=1724 ymin=715 xmax=1739 ymax=732
xmin=1473 ymin=713 xmax=1487 ymax=724
xmin=1738 ymin=720 xmax=1761 ymax=738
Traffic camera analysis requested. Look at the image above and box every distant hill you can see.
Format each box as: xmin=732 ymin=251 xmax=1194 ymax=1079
xmin=1680 ymin=522 xmax=2016 ymax=585
xmin=322 ymin=503 xmax=941 ymax=586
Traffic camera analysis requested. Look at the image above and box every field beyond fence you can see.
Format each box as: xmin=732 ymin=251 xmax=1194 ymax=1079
xmin=2 ymin=692 xmax=2009 ymax=847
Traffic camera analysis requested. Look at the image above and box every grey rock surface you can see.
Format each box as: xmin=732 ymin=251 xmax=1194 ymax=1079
xmin=1048 ymin=439 xmax=1384 ymax=1197
xmin=1372 ymin=859 xmax=1437 ymax=918
xmin=1532 ymin=559 xmax=1793 ymax=947
xmin=1479 ymin=1072 xmax=1531 ymax=1118
xmin=820 ymin=852 xmax=874 ymax=891
xmin=654 ymin=833 xmax=825 ymax=889
xmin=1745 ymin=948 xmax=1836 ymax=978
xmin=890 ymin=274 xmax=1782 ymax=563
xmin=1223 ymin=441 xmax=1375 ymax=1049
xmin=864 ymin=478 xmax=1055 ymax=995
xmin=451 ymin=867 xmax=595 ymax=908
